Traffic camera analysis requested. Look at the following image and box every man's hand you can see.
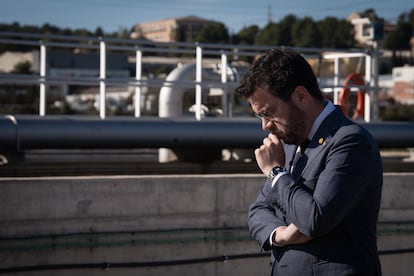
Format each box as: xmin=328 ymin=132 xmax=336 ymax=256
xmin=273 ymin=224 xmax=312 ymax=246
xmin=255 ymin=133 xmax=285 ymax=176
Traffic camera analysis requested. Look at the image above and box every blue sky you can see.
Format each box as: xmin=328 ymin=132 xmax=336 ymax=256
xmin=1 ymin=0 xmax=413 ymax=34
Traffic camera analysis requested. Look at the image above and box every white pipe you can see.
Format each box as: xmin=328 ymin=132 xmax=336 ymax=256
xmin=158 ymin=62 xmax=195 ymax=162
xmin=39 ymin=43 xmax=46 ymax=116
xmin=99 ymin=39 xmax=106 ymax=119
xmin=135 ymin=48 xmax=142 ymax=117
xmin=158 ymin=63 xmax=196 ymax=118
xmin=158 ymin=62 xmax=237 ymax=162
xmin=158 ymin=63 xmax=195 ymax=163
xmin=159 ymin=63 xmax=236 ymax=118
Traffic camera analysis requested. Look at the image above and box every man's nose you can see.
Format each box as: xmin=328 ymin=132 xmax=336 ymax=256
xmin=261 ymin=118 xmax=272 ymax=131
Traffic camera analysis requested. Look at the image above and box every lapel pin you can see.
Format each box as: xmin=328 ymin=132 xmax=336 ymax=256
xmin=318 ymin=138 xmax=325 ymax=145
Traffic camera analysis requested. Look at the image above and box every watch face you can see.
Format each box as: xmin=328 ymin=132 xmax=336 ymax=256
xmin=273 ymin=167 xmax=283 ymax=174
xmin=269 ymin=166 xmax=284 ymax=180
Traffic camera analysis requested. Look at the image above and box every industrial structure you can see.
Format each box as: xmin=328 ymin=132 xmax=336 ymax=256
xmin=0 ymin=31 xmax=414 ymax=275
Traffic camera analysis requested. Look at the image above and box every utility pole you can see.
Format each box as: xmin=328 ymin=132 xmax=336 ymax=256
xmin=268 ymin=4 xmax=272 ymax=24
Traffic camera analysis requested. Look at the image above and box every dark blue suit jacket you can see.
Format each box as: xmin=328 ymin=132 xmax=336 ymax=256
xmin=248 ymin=106 xmax=383 ymax=275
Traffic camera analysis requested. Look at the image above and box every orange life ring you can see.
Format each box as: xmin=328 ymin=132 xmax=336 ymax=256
xmin=338 ymin=73 xmax=365 ymax=119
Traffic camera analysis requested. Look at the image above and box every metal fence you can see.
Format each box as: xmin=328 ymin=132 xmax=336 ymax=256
xmin=0 ymin=31 xmax=380 ymax=121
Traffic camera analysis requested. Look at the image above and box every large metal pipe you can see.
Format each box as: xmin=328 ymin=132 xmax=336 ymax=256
xmin=0 ymin=115 xmax=265 ymax=150
xmin=0 ymin=115 xmax=18 ymax=150
xmin=1 ymin=115 xmax=414 ymax=151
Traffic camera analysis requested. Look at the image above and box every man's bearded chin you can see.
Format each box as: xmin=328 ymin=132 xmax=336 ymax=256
xmin=271 ymin=131 xmax=289 ymax=144
xmin=274 ymin=131 xmax=300 ymax=145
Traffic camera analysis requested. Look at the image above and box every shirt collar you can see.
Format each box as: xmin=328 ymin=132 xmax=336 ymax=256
xmin=308 ymin=100 xmax=335 ymax=140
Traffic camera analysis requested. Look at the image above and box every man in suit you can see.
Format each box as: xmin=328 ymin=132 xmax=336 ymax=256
xmin=235 ymin=48 xmax=383 ymax=275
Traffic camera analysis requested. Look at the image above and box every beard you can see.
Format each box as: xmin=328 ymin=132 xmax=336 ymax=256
xmin=271 ymin=103 xmax=306 ymax=145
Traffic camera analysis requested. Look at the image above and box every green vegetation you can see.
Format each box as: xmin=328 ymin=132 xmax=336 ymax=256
xmin=1 ymin=8 xmax=413 ymax=52
xmin=1 ymin=8 xmax=414 ymax=119
xmin=381 ymin=104 xmax=414 ymax=121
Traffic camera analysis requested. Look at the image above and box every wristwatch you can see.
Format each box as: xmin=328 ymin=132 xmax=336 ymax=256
xmin=268 ymin=166 xmax=287 ymax=181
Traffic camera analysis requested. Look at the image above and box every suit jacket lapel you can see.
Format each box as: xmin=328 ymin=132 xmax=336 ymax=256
xmin=283 ymin=142 xmax=297 ymax=171
xmin=301 ymin=106 xmax=347 ymax=176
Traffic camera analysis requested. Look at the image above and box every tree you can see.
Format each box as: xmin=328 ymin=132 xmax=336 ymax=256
xmin=255 ymin=15 xmax=297 ymax=46
xmin=409 ymin=9 xmax=414 ymax=29
xmin=61 ymin=28 xmax=74 ymax=36
xmin=317 ymin=17 xmax=355 ymax=48
xmin=11 ymin=61 xmax=32 ymax=74
xmin=291 ymin=17 xmax=321 ymax=47
xmin=255 ymin=22 xmax=280 ymax=46
xmin=360 ymin=8 xmax=381 ymax=22
xmin=232 ymin=25 xmax=259 ymax=45
xmin=382 ymin=8 xmax=414 ymax=49
xmin=334 ymin=20 xmax=356 ymax=48
xmin=40 ymin=23 xmax=60 ymax=35
xmin=72 ymin=28 xmax=93 ymax=37
xmin=383 ymin=10 xmax=414 ymax=67
xmin=194 ymin=23 xmax=230 ymax=44
xmin=277 ymin=15 xmax=297 ymax=46
xmin=94 ymin=27 xmax=104 ymax=37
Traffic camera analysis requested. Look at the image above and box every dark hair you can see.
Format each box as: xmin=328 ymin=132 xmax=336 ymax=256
xmin=235 ymin=48 xmax=324 ymax=102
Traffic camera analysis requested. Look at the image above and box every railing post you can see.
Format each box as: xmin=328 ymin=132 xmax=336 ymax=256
xmin=99 ymin=38 xmax=106 ymax=119
xmin=365 ymin=54 xmax=372 ymax=122
xmin=371 ymin=42 xmax=380 ymax=122
xmin=333 ymin=57 xmax=340 ymax=105
xmin=135 ymin=48 xmax=142 ymax=118
xmin=195 ymin=44 xmax=203 ymax=121
xmin=221 ymin=51 xmax=229 ymax=117
xmin=39 ymin=41 xmax=46 ymax=116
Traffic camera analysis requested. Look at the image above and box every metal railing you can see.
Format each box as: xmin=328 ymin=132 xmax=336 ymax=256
xmin=0 ymin=31 xmax=380 ymax=121
xmin=4 ymin=31 xmax=413 ymax=163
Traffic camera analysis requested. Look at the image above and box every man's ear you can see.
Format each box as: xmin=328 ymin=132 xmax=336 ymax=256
xmin=291 ymin=86 xmax=309 ymax=105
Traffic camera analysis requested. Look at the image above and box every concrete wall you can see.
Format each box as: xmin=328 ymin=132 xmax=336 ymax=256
xmin=0 ymin=173 xmax=413 ymax=275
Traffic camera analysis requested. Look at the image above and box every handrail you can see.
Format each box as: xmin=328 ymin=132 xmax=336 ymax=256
xmin=0 ymin=31 xmax=380 ymax=121
xmin=0 ymin=31 xmax=371 ymax=54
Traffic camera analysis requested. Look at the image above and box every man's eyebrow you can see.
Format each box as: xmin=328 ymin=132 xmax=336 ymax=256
xmin=257 ymin=106 xmax=271 ymax=115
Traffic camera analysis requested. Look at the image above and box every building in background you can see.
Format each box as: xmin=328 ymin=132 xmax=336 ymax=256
xmin=391 ymin=66 xmax=414 ymax=104
xmin=0 ymin=51 xmax=33 ymax=73
xmin=348 ymin=12 xmax=395 ymax=46
xmin=132 ymin=15 xmax=218 ymax=42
